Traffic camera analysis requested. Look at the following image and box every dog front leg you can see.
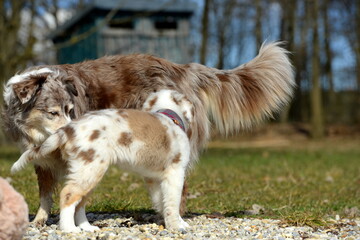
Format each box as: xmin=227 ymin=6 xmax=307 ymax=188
xmin=33 ymin=166 xmax=55 ymax=226
xmin=75 ymin=196 xmax=100 ymax=232
xmin=144 ymin=177 xmax=163 ymax=214
xmin=60 ymin=184 xmax=83 ymax=232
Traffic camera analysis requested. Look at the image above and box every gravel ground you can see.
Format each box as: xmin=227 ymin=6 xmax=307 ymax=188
xmin=23 ymin=213 xmax=360 ymax=240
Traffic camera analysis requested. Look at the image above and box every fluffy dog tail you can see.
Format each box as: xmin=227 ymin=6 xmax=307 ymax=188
xmin=11 ymin=130 xmax=67 ymax=173
xmin=195 ymin=42 xmax=295 ymax=135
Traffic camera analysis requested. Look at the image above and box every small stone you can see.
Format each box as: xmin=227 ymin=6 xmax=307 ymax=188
xmin=120 ymin=172 xmax=129 ymax=181
xmin=292 ymin=231 xmax=300 ymax=238
xmin=204 ymin=233 xmax=211 ymax=238
xmin=344 ymin=207 xmax=360 ymax=218
xmin=5 ymin=177 xmax=12 ymax=183
xmin=97 ymin=233 xmax=108 ymax=239
xmin=27 ymin=231 xmax=39 ymax=236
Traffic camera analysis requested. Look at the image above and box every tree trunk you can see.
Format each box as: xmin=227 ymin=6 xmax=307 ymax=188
xmin=254 ymin=0 xmax=263 ymax=51
xmin=200 ymin=0 xmax=210 ymax=65
xmin=322 ymin=0 xmax=335 ymax=123
xmin=310 ymin=0 xmax=324 ymax=139
xmin=217 ymin=27 xmax=226 ymax=69
xmin=0 ymin=0 xmax=37 ymax=84
xmin=355 ymin=0 xmax=360 ymax=123
xmin=0 ymin=0 xmax=36 ymax=144
xmin=279 ymin=0 xmax=296 ymax=123
xmin=296 ymin=0 xmax=311 ymax=123
xmin=213 ymin=0 xmax=236 ymax=69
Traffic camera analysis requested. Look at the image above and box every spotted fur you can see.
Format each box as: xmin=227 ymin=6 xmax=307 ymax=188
xmin=11 ymin=90 xmax=193 ymax=232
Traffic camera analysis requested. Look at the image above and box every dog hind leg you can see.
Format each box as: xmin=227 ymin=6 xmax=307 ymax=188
xmin=160 ymin=167 xmax=189 ymax=230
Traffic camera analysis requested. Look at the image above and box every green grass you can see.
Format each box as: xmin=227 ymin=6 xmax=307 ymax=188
xmin=0 ymin=140 xmax=359 ymax=227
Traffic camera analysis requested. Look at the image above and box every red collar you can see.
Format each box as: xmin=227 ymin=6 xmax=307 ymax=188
xmin=157 ymin=109 xmax=185 ymax=132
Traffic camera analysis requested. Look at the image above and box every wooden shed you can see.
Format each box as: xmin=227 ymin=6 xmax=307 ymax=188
xmin=50 ymin=0 xmax=194 ymax=64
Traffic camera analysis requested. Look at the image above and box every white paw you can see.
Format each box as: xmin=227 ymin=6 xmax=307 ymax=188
xmin=80 ymin=224 xmax=100 ymax=232
xmin=166 ymin=218 xmax=189 ymax=231
xmin=179 ymin=218 xmax=189 ymax=229
xmin=61 ymin=226 xmax=81 ymax=233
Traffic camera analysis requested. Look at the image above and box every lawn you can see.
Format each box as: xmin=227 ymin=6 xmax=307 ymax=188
xmin=0 ymin=137 xmax=359 ymax=227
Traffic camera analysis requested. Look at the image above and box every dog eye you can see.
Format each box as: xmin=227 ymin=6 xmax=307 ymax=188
xmin=48 ymin=111 xmax=59 ymax=116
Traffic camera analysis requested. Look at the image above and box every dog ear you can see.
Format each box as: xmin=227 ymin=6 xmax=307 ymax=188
xmin=12 ymin=74 xmax=48 ymax=104
xmin=64 ymin=80 xmax=78 ymax=97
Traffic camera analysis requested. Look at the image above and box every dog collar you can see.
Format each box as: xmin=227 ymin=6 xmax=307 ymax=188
xmin=157 ymin=109 xmax=185 ymax=132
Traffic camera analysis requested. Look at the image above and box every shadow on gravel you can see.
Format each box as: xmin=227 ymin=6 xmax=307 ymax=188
xmin=28 ymin=209 xmax=204 ymax=228
xmin=27 ymin=210 xmax=224 ymax=229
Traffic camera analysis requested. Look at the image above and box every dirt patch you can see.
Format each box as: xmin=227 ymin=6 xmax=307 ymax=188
xmin=208 ymin=123 xmax=360 ymax=151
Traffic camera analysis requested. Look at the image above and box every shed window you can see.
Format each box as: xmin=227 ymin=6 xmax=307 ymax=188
xmin=155 ymin=18 xmax=178 ymax=30
xmin=108 ymin=19 xmax=134 ymax=29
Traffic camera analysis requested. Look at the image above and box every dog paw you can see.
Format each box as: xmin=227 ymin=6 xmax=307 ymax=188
xmin=32 ymin=213 xmax=48 ymax=226
xmin=80 ymin=224 xmax=100 ymax=232
xmin=179 ymin=218 xmax=189 ymax=229
xmin=31 ymin=218 xmax=47 ymax=227
xmin=166 ymin=218 xmax=189 ymax=231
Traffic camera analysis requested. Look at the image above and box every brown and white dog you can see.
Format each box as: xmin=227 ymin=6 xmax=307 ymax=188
xmin=2 ymin=42 xmax=295 ymax=225
xmin=11 ymin=90 xmax=193 ymax=232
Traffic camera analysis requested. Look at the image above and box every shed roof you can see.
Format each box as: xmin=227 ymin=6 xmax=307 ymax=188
xmin=50 ymin=0 xmax=195 ymax=40
xmin=93 ymin=0 xmax=195 ymax=12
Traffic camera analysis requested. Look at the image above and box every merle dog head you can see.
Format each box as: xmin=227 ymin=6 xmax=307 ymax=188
xmin=2 ymin=68 xmax=79 ymax=146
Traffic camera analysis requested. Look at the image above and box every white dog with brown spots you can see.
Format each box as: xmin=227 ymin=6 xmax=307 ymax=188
xmin=11 ymin=89 xmax=193 ymax=232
